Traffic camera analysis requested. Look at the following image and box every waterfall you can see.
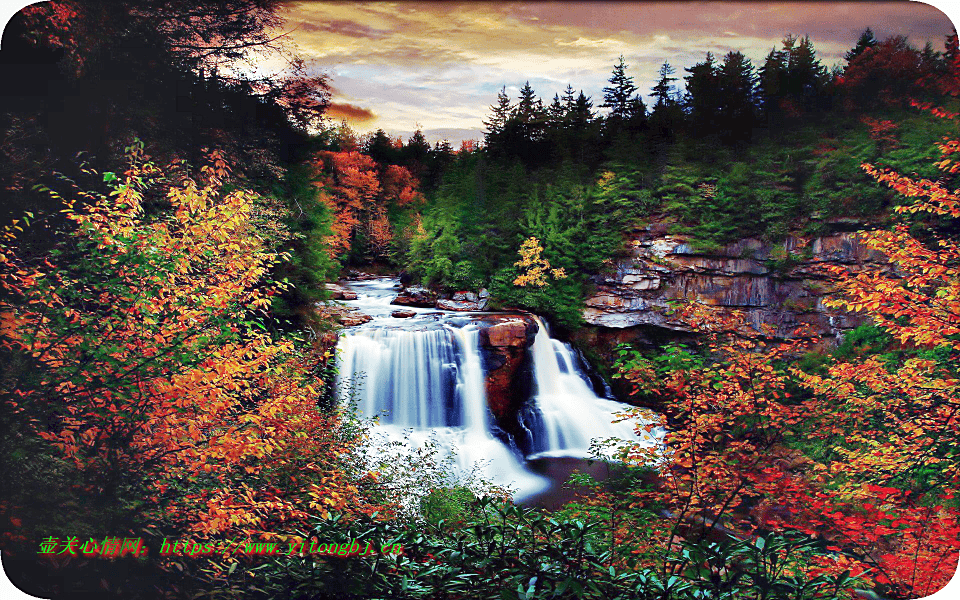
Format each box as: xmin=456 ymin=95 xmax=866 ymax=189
xmin=524 ymin=315 xmax=651 ymax=459
xmin=336 ymin=327 xmax=464 ymax=428
xmin=337 ymin=322 xmax=548 ymax=498
xmin=333 ymin=279 xmax=660 ymax=500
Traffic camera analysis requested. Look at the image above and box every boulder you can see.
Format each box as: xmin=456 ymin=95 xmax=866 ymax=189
xmin=478 ymin=288 xmax=490 ymax=310
xmin=477 ymin=316 xmax=539 ymax=420
xmin=325 ymin=283 xmax=357 ymax=300
xmin=321 ymin=304 xmax=372 ymax=327
xmin=452 ymin=291 xmax=478 ymax=302
xmin=391 ymin=286 xmax=437 ymax=308
xmin=339 ymin=312 xmax=373 ymax=327
xmin=436 ymin=299 xmax=480 ymax=311
xmin=484 ymin=320 xmax=533 ymax=348
xmin=391 ymin=309 xmax=417 ymax=318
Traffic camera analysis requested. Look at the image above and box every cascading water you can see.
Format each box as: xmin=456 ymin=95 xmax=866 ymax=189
xmin=337 ymin=327 xmax=464 ymax=428
xmin=520 ymin=316 xmax=647 ymax=458
xmin=334 ymin=278 xmax=660 ymax=500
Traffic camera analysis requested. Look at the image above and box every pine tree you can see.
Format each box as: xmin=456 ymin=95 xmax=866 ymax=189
xmin=651 ymin=61 xmax=677 ymax=108
xmin=844 ymin=27 xmax=878 ymax=63
xmin=571 ymin=91 xmax=595 ymax=126
xmin=515 ymin=81 xmax=542 ymax=123
xmin=684 ymin=52 xmax=721 ymax=131
xmin=717 ymin=51 xmax=758 ymax=140
xmin=483 ymin=86 xmax=514 ymax=149
xmin=561 ymin=84 xmax=577 ymax=112
xmin=602 ymin=55 xmax=639 ymax=118
xmin=547 ymin=93 xmax=565 ymax=126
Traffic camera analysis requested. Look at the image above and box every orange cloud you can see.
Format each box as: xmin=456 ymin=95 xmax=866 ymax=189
xmin=326 ymin=102 xmax=377 ymax=123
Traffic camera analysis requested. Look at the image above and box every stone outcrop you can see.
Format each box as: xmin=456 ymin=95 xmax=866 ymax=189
xmin=391 ymin=286 xmax=438 ymax=308
xmin=325 ymin=283 xmax=357 ymax=300
xmin=436 ymin=298 xmax=481 ymax=311
xmin=583 ymin=228 xmax=882 ymax=339
xmin=435 ymin=289 xmax=490 ymax=311
xmin=390 ymin=309 xmax=417 ymax=318
xmin=477 ymin=315 xmax=538 ymax=420
xmin=323 ymin=304 xmax=372 ymax=327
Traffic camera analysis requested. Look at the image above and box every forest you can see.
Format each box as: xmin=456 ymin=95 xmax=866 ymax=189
xmin=0 ymin=1 xmax=958 ymax=599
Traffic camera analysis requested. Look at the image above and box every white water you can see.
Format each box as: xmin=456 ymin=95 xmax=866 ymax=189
xmin=333 ymin=278 xmax=660 ymax=500
xmin=525 ymin=316 xmax=656 ymax=458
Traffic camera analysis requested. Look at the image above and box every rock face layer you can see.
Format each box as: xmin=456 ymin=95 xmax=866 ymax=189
xmin=476 ymin=315 xmax=538 ymax=421
xmin=583 ymin=229 xmax=881 ymax=339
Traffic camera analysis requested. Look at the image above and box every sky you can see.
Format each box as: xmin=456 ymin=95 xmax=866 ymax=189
xmin=279 ymin=1 xmax=958 ymax=145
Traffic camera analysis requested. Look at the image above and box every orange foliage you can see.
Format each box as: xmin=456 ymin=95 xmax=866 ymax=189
xmin=381 ymin=164 xmax=424 ymax=208
xmin=612 ymin=62 xmax=960 ymax=594
xmin=309 ymin=152 xmax=425 ymax=261
xmin=0 ymin=146 xmax=381 ymax=554
xmin=310 ymin=150 xmax=380 ymax=258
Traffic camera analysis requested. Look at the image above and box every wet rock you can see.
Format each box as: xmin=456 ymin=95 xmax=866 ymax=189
xmin=321 ymin=304 xmax=372 ymax=327
xmin=391 ymin=286 xmax=437 ymax=308
xmin=478 ymin=288 xmax=490 ymax=310
xmin=484 ymin=320 xmax=534 ymax=348
xmin=325 ymin=283 xmax=357 ymax=300
xmin=391 ymin=309 xmax=417 ymax=318
xmin=346 ymin=270 xmax=378 ymax=280
xmin=436 ymin=299 xmax=480 ymax=311
xmin=476 ymin=315 xmax=539 ymax=420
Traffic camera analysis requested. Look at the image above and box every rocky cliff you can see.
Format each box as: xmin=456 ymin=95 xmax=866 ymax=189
xmin=582 ymin=226 xmax=881 ymax=341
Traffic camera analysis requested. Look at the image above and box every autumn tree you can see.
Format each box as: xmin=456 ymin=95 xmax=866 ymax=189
xmin=610 ymin=45 xmax=960 ymax=597
xmin=513 ymin=237 xmax=567 ymax=287
xmin=0 ymin=146 xmax=382 ymax=581
xmin=838 ymin=36 xmax=931 ymax=111
xmin=310 ymin=150 xmax=381 ymax=259
xmin=2 ymin=0 xmax=329 ymax=232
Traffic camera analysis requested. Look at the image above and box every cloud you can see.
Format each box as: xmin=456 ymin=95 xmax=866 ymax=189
xmin=279 ymin=1 xmax=956 ymax=144
xmin=295 ymin=19 xmax=390 ymax=40
xmin=326 ymin=102 xmax=377 ymax=123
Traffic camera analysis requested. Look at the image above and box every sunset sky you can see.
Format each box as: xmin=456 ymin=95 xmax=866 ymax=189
xmin=279 ymin=1 xmax=957 ymax=144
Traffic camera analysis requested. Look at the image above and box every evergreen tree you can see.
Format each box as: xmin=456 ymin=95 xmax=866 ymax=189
xmin=651 ymin=61 xmax=678 ymax=109
xmin=571 ymin=91 xmax=595 ymax=126
xmin=602 ymin=56 xmax=639 ymax=118
xmin=787 ymin=35 xmax=829 ymax=104
xmin=515 ymin=81 xmax=544 ymax=128
xmin=649 ymin=61 xmax=684 ymax=136
xmin=845 ymin=27 xmax=878 ymax=63
xmin=401 ymin=128 xmax=432 ymax=180
xmin=364 ymin=128 xmax=399 ymax=165
xmin=684 ymin=52 xmax=721 ymax=133
xmin=717 ymin=51 xmax=758 ymax=141
xmin=483 ymin=87 xmax=513 ymax=140
xmin=759 ymin=34 xmax=829 ymax=119
xmin=547 ymin=94 xmax=566 ymax=127
xmin=483 ymin=86 xmax=514 ymax=152
xmin=561 ymin=84 xmax=577 ymax=111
